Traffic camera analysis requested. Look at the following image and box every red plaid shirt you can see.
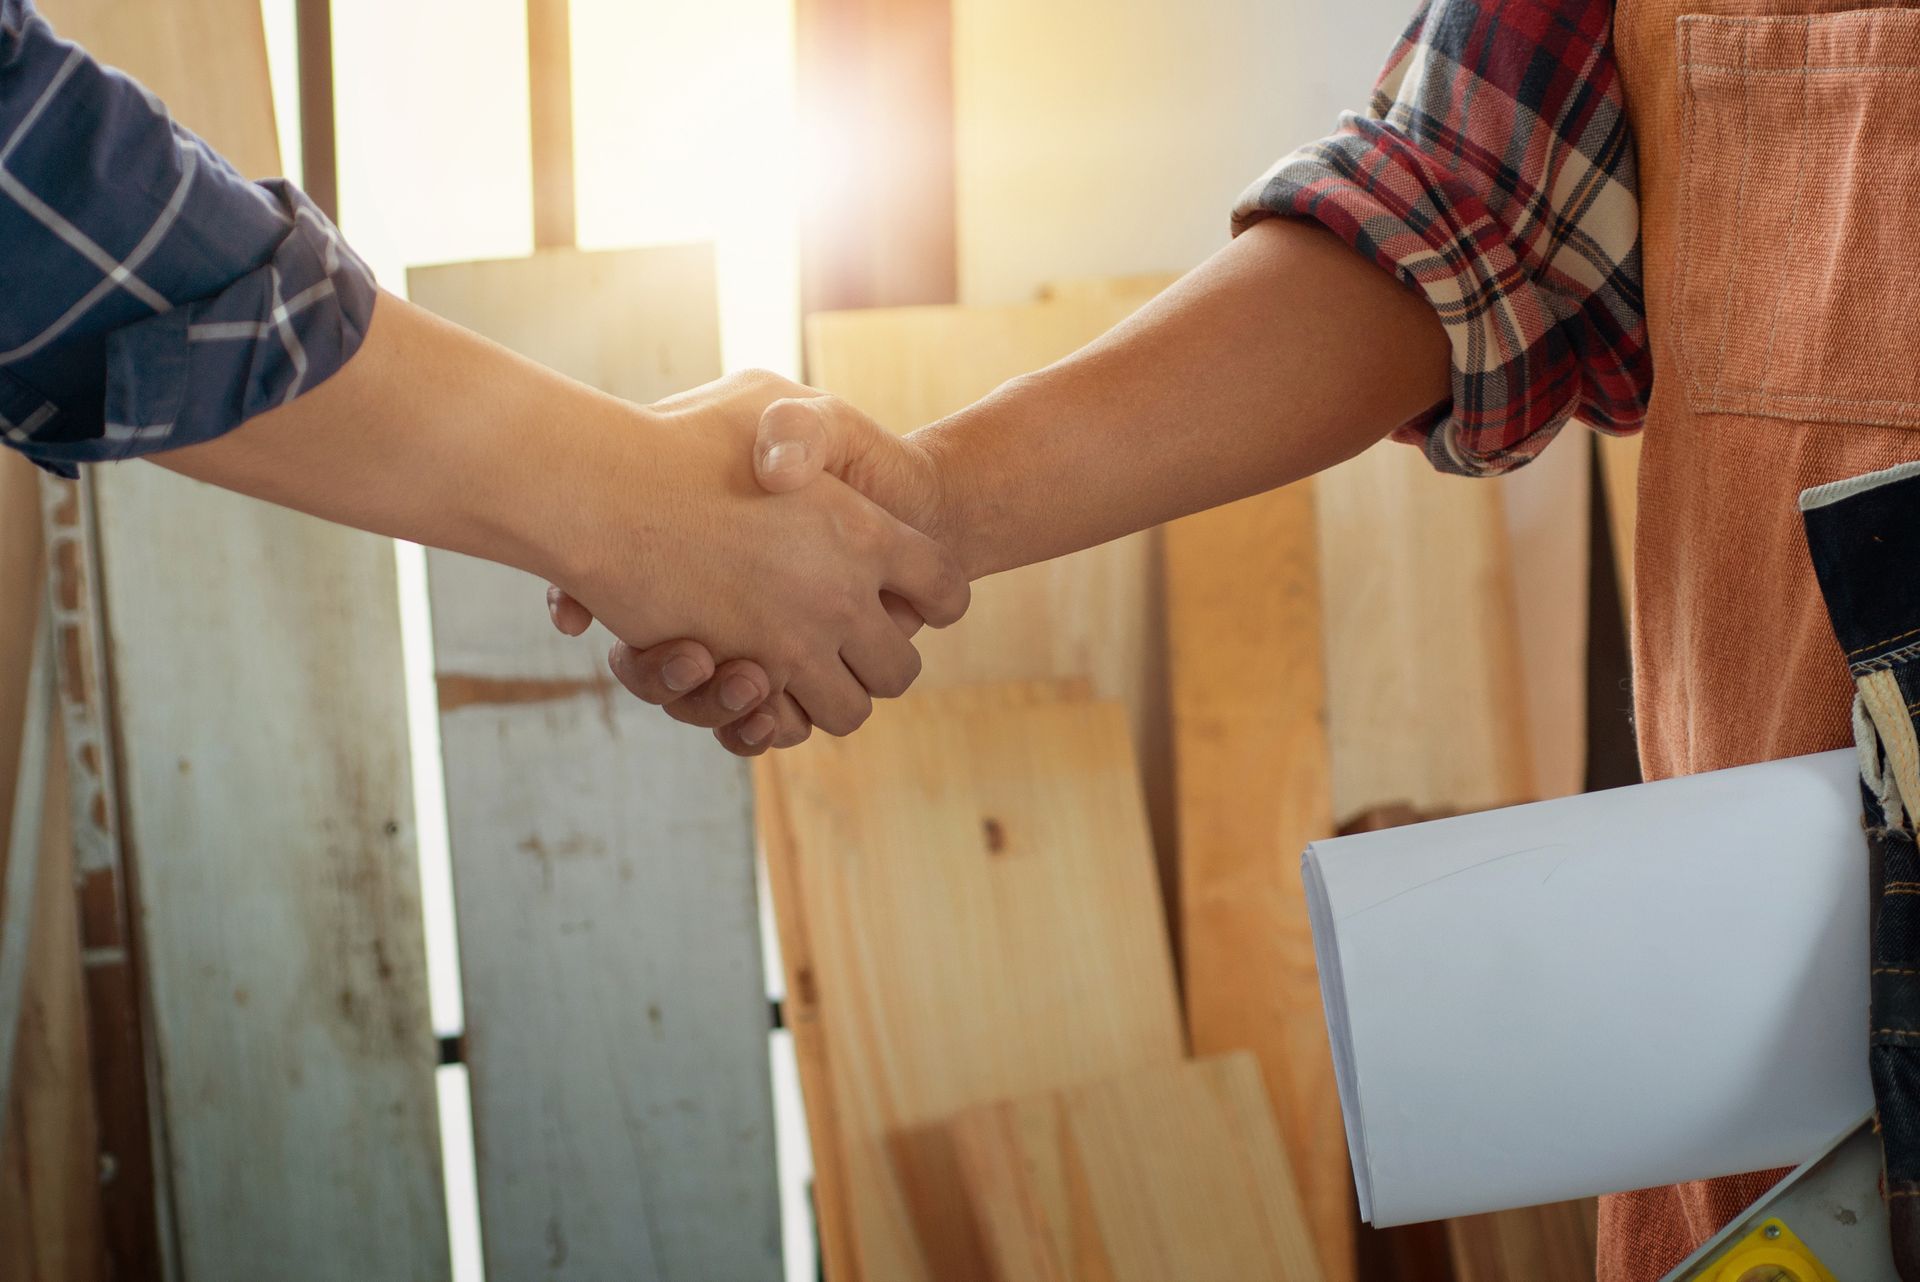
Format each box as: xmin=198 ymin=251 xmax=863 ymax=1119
xmin=1234 ymin=0 xmax=1647 ymax=477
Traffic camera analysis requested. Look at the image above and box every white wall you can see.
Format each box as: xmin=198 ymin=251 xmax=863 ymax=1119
xmin=952 ymin=0 xmax=1411 ymax=304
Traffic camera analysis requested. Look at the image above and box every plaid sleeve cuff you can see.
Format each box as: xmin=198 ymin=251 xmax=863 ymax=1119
xmin=1233 ymin=0 xmax=1649 ymax=478
xmin=10 ymin=180 xmax=375 ymax=476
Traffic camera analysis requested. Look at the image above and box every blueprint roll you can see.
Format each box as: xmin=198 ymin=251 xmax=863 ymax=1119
xmin=1301 ymin=748 xmax=1874 ymax=1227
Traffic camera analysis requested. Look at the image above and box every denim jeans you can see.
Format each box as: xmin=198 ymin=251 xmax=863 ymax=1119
xmin=1802 ymin=459 xmax=1920 ymax=1274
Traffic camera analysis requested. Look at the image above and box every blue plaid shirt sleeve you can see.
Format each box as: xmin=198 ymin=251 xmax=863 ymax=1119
xmin=0 ymin=0 xmax=375 ymax=476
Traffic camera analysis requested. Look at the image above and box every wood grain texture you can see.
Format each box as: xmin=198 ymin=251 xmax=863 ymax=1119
xmin=409 ymin=245 xmax=782 ymax=1282
xmin=1448 ymin=1200 xmax=1598 ymax=1282
xmin=1315 ymin=441 xmax=1533 ymax=822
xmin=95 ymin=473 xmax=448 ymax=1280
xmin=0 ymin=712 xmax=107 ymax=1282
xmin=1497 ymin=439 xmax=1590 ymax=802
xmin=805 ymin=291 xmax=1177 ymax=874
xmin=1167 ymin=483 xmax=1351 ymax=1282
xmin=949 ymin=1053 xmax=1324 ymax=1282
xmin=1597 ymin=433 xmax=1642 ymax=623
xmin=35 ymin=3 xmax=449 ymax=1271
xmin=37 ymin=473 xmax=162 ymax=1282
xmin=755 ymin=678 xmax=1094 ymax=1282
xmin=759 ymin=687 xmax=1186 ymax=1282
xmin=0 ymin=457 xmax=104 ymax=1282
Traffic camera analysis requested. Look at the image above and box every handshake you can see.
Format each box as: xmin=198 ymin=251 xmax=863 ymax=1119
xmin=539 ymin=370 xmax=974 ymax=758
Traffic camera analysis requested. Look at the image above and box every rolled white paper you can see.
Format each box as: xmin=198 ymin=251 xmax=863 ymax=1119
xmin=1302 ymin=748 xmax=1873 ymax=1226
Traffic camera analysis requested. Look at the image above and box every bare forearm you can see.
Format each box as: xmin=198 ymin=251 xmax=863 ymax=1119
xmin=154 ymin=290 xmax=626 ymax=589
xmin=914 ymin=218 xmax=1450 ymax=578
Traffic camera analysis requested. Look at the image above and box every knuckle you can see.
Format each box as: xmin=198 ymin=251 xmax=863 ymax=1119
xmin=877 ymin=650 xmax=921 ymax=699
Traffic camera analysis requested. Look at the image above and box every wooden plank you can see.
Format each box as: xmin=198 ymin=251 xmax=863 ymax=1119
xmin=1448 ymin=1201 xmax=1598 ymax=1282
xmin=804 ymin=291 xmax=1177 ymax=875
xmin=1167 ymin=483 xmax=1351 ymax=1282
xmin=0 ymin=705 xmax=107 ymax=1282
xmin=948 ymin=1052 xmax=1324 ymax=1282
xmin=756 ymin=677 xmax=1094 ymax=1282
xmin=92 ymin=476 xmax=448 ymax=1280
xmin=1498 ymin=439 xmax=1590 ymax=801
xmin=0 ymin=459 xmax=101 ymax=1282
xmin=1314 ymin=441 xmax=1534 ymax=822
xmin=37 ymin=1 xmax=451 ymax=1274
xmin=758 ymin=687 xmax=1186 ymax=1282
xmin=41 ymin=0 xmax=280 ymax=177
xmin=38 ymin=472 xmax=163 ymax=1282
xmin=525 ymin=0 xmax=576 ymax=249
xmin=795 ymin=0 xmax=957 ymax=312
xmin=409 ymin=244 xmax=782 ymax=1282
xmin=1597 ymin=433 xmax=1642 ymax=623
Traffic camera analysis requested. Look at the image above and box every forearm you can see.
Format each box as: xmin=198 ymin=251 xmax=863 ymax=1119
xmin=914 ymin=218 xmax=1450 ymax=579
xmin=153 ymin=290 xmax=625 ymax=589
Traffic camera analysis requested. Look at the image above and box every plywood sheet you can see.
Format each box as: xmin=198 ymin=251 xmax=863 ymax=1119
xmin=805 ymin=292 xmax=1176 ymax=866
xmin=1167 ymin=483 xmax=1350 ymax=1282
xmin=759 ymin=687 xmax=1185 ymax=1282
xmin=1315 ymin=441 xmax=1534 ymax=821
xmin=949 ymin=1052 xmax=1323 ymax=1282
xmin=409 ymin=245 xmax=781 ymax=1282
xmin=36 ymin=1 xmax=450 ymax=1273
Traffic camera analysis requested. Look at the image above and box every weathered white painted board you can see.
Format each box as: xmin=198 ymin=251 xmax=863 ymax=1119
xmin=409 ymin=245 xmax=782 ymax=1282
xmin=95 ymin=472 xmax=448 ymax=1280
xmin=39 ymin=0 xmax=451 ymax=1274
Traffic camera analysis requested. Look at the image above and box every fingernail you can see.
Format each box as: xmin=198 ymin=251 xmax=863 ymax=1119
xmin=740 ymin=712 xmax=776 ymax=745
xmin=720 ymin=675 xmax=760 ymax=711
xmin=662 ymin=656 xmax=705 ymax=692
xmin=760 ymin=440 xmax=808 ymax=474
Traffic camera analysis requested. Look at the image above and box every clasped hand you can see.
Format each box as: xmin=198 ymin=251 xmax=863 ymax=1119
xmin=545 ymin=370 xmax=960 ymax=756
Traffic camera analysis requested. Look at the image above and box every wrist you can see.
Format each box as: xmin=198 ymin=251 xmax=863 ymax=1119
xmin=515 ymin=400 xmax=669 ymax=602
xmin=908 ymin=372 xmax=1043 ymax=581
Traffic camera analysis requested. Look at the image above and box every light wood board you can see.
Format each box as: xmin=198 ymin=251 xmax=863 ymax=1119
xmin=0 ymin=711 xmax=106 ymax=1282
xmin=38 ymin=1 xmax=452 ymax=1274
xmin=949 ymin=1052 xmax=1324 ymax=1282
xmin=1497 ymin=438 xmax=1590 ymax=801
xmin=39 ymin=470 xmax=162 ymax=1277
xmin=1598 ymin=432 xmax=1642 ymax=623
xmin=805 ymin=291 xmax=1177 ymax=873
xmin=409 ymin=244 xmax=782 ymax=1282
xmin=759 ymin=686 xmax=1186 ymax=1282
xmin=1315 ymin=441 xmax=1534 ymax=822
xmin=1448 ymin=1200 xmax=1599 ymax=1282
xmin=1167 ymin=483 xmax=1350 ymax=1282
xmin=0 ymin=453 xmax=104 ymax=1282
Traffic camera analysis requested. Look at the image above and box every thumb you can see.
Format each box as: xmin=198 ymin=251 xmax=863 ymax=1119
xmin=755 ymin=395 xmax=880 ymax=495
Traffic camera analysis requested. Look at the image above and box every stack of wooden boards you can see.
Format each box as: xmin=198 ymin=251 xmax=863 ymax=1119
xmin=807 ymin=283 xmax=1602 ymax=1282
xmin=757 ymin=681 xmax=1323 ymax=1280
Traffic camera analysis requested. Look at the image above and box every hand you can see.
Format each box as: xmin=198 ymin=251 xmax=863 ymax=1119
xmin=549 ymin=376 xmax=953 ymax=755
xmin=546 ymin=371 xmax=967 ymax=742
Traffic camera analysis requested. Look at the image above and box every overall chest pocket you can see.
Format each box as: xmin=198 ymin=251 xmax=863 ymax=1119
xmin=1676 ymin=9 xmax=1920 ymax=427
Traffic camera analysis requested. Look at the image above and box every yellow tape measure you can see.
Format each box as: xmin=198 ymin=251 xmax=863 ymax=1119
xmin=1703 ymin=1219 xmax=1838 ymax=1282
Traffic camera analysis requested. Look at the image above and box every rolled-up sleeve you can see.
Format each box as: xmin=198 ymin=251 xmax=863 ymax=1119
xmin=0 ymin=0 xmax=374 ymax=476
xmin=1234 ymin=0 xmax=1648 ymax=477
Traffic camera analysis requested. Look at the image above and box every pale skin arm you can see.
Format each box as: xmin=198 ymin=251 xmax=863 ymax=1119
xmin=156 ymin=291 xmax=970 ymax=736
xmin=591 ymin=217 xmax=1451 ymax=753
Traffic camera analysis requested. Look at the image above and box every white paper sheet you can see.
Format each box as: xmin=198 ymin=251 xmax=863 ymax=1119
xmin=1302 ymin=749 xmax=1874 ymax=1226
